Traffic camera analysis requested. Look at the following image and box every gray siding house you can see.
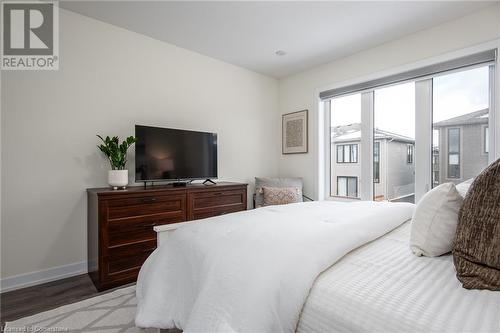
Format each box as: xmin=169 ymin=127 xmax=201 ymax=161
xmin=331 ymin=124 xmax=415 ymax=202
xmin=433 ymin=109 xmax=489 ymax=186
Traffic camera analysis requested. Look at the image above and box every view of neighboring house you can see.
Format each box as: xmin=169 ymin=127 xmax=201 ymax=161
xmin=331 ymin=123 xmax=415 ymax=202
xmin=433 ymin=109 xmax=489 ymax=186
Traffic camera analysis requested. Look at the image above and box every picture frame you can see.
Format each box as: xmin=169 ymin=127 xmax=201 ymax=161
xmin=282 ymin=110 xmax=308 ymax=154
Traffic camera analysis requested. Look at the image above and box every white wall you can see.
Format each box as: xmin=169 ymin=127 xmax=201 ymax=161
xmin=1 ymin=9 xmax=279 ymax=287
xmin=278 ymin=4 xmax=500 ymax=198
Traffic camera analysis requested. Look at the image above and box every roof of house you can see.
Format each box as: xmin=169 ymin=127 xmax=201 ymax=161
xmin=331 ymin=123 xmax=414 ymax=144
xmin=433 ymin=108 xmax=488 ymax=127
xmin=332 ymin=108 xmax=489 ymax=144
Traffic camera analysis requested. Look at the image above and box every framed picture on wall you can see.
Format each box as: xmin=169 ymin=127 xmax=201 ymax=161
xmin=282 ymin=110 xmax=308 ymax=154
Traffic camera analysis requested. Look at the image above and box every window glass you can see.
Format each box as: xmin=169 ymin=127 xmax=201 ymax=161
xmin=351 ymin=145 xmax=358 ymax=163
xmin=433 ymin=66 xmax=489 ymax=185
xmin=337 ymin=176 xmax=357 ymax=198
xmin=343 ymin=145 xmax=350 ymax=162
xmin=337 ymin=177 xmax=347 ymax=196
xmin=330 ymin=94 xmax=361 ymax=198
xmin=373 ymin=82 xmax=415 ymax=203
xmin=374 ymin=142 xmax=380 ymax=183
xmin=347 ymin=177 xmax=358 ymax=197
xmin=326 ymin=63 xmax=492 ymax=200
xmin=448 ymin=128 xmax=460 ymax=153
xmin=337 ymin=145 xmax=343 ymax=163
xmin=449 ymin=154 xmax=459 ymax=165
xmin=336 ymin=144 xmax=359 ymax=163
xmin=407 ymin=145 xmax=414 ymax=164
xmin=432 ymin=152 xmax=440 ymax=187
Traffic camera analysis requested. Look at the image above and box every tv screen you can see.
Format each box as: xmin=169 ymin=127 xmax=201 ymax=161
xmin=135 ymin=125 xmax=217 ymax=182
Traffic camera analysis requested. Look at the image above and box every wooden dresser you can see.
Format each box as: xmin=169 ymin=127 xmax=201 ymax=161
xmin=87 ymin=182 xmax=247 ymax=291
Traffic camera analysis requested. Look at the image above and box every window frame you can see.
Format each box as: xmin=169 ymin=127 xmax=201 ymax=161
xmin=484 ymin=125 xmax=489 ymax=154
xmin=321 ymin=51 xmax=496 ymax=202
xmin=351 ymin=144 xmax=358 ymax=163
xmin=432 ymin=149 xmax=440 ymax=187
xmin=336 ymin=145 xmax=344 ymax=163
xmin=373 ymin=141 xmax=380 ymax=183
xmin=406 ymin=144 xmax=414 ymax=164
xmin=336 ymin=144 xmax=358 ymax=163
xmin=337 ymin=176 xmax=358 ymax=198
xmin=446 ymin=127 xmax=461 ymax=179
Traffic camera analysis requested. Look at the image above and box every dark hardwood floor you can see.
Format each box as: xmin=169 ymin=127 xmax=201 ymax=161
xmin=1 ymin=274 xmax=182 ymax=332
xmin=1 ymin=274 xmax=117 ymax=326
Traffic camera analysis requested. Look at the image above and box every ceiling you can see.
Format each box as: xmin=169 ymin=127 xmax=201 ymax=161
xmin=60 ymin=1 xmax=495 ymax=78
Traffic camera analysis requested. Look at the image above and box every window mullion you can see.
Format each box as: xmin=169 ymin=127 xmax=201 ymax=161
xmin=489 ymin=65 xmax=497 ymax=162
xmin=360 ymin=91 xmax=374 ymax=201
xmin=415 ymin=79 xmax=433 ymax=203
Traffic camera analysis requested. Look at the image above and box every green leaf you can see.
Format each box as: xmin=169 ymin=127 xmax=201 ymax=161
xmin=96 ymin=133 xmax=137 ymax=169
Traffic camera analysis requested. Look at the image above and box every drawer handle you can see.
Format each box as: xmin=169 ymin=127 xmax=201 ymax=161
xmin=141 ymin=197 xmax=157 ymax=203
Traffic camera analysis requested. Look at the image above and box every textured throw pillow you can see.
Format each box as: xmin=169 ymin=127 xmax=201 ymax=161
xmin=410 ymin=183 xmax=463 ymax=257
xmin=255 ymin=177 xmax=303 ymax=208
xmin=453 ymin=158 xmax=500 ymax=290
xmin=262 ymin=186 xmax=301 ymax=206
xmin=456 ymin=178 xmax=474 ymax=199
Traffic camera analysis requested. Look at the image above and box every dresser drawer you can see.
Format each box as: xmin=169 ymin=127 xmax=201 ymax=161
xmin=191 ymin=204 xmax=245 ymax=220
xmin=190 ymin=189 xmax=246 ymax=210
xmin=106 ymin=194 xmax=185 ymax=220
xmin=107 ymin=212 xmax=184 ymax=247
xmin=104 ymin=240 xmax=156 ymax=278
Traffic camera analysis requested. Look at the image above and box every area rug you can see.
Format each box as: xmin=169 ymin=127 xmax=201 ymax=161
xmin=4 ymin=285 xmax=160 ymax=332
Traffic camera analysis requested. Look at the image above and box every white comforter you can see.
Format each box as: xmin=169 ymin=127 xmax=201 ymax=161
xmin=135 ymin=201 xmax=414 ymax=333
xmin=297 ymin=222 xmax=500 ymax=333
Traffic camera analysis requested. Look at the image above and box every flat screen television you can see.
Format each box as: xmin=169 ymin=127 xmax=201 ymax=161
xmin=135 ymin=125 xmax=217 ymax=182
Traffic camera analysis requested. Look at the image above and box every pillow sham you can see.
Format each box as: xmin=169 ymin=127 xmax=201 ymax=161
xmin=262 ymin=186 xmax=301 ymax=206
xmin=456 ymin=178 xmax=474 ymax=199
xmin=255 ymin=177 xmax=303 ymax=208
xmin=410 ymin=182 xmax=463 ymax=257
xmin=453 ymin=158 xmax=500 ymax=290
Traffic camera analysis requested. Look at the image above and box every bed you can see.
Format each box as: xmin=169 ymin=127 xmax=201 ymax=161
xmin=297 ymin=222 xmax=500 ymax=333
xmin=137 ymin=201 xmax=500 ymax=333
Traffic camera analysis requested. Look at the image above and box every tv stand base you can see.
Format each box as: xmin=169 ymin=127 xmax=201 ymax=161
xmin=203 ymin=179 xmax=216 ymax=185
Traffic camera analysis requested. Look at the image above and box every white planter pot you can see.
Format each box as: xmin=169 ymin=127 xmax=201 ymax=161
xmin=108 ymin=170 xmax=128 ymax=190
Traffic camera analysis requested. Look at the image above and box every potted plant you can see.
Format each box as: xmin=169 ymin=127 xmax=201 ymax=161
xmin=97 ymin=135 xmax=137 ymax=189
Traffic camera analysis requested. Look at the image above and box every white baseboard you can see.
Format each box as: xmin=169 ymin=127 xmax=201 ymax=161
xmin=1 ymin=261 xmax=88 ymax=293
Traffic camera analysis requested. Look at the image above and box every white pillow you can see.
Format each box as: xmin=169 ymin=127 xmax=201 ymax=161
xmin=410 ymin=183 xmax=463 ymax=257
xmin=456 ymin=178 xmax=474 ymax=198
